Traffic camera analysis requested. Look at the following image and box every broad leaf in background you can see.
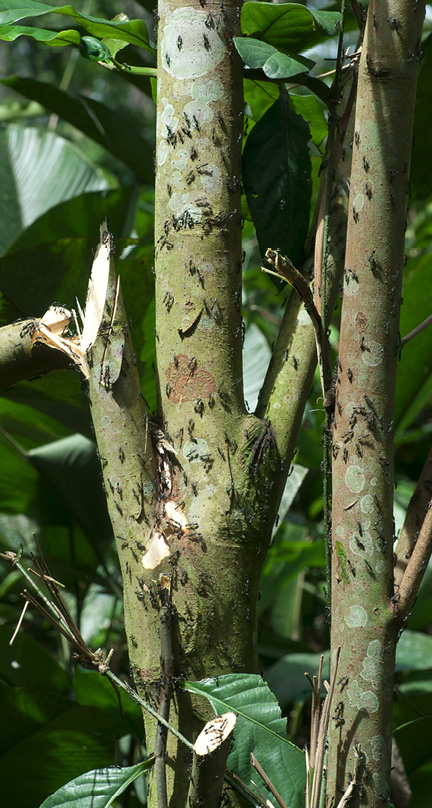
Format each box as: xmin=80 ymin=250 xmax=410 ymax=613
xmin=7 ymin=186 xmax=140 ymax=255
xmin=234 ymin=37 xmax=314 ymax=79
xmin=395 ymin=252 xmax=432 ymax=437
xmin=244 ymin=78 xmax=279 ymax=121
xmin=0 ymin=701 xmax=115 ymax=808
xmin=0 ymin=24 xmax=80 ymax=47
xmin=0 ymin=624 xmax=70 ymax=692
xmin=266 ymin=651 xmax=330 ymax=708
xmin=241 ymin=2 xmax=340 ymax=54
xmin=243 ymin=322 xmax=271 ymax=412
xmin=290 ymin=94 xmax=327 ymax=149
xmin=259 ymin=519 xmax=325 ymax=617
xmin=0 ymin=125 xmax=107 ymax=256
xmin=28 ymin=434 xmax=113 ymax=554
xmin=0 ymin=78 xmax=155 ymax=181
xmin=0 ymin=1 xmax=152 ymax=51
xmin=40 ymin=760 xmax=154 ymax=808
xmin=184 ymin=674 xmax=306 ymax=808
xmin=73 ymin=666 xmax=142 ymax=738
xmin=243 ymin=88 xmax=312 ymax=270
xmin=395 ymin=630 xmax=432 ymax=672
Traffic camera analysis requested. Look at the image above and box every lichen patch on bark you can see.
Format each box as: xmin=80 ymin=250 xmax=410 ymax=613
xmin=165 ymin=354 xmax=216 ymax=402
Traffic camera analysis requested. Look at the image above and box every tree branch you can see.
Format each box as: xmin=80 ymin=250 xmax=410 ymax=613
xmin=256 ymin=85 xmax=354 ymax=468
xmin=0 ymin=319 xmax=71 ymax=391
xmin=394 ymin=444 xmax=432 ymax=587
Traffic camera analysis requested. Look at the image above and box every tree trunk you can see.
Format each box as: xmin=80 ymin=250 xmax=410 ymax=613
xmin=327 ymin=2 xmax=425 ymax=805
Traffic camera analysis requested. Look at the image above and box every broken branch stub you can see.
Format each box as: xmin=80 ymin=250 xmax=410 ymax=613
xmin=188 ymin=713 xmax=237 ymax=808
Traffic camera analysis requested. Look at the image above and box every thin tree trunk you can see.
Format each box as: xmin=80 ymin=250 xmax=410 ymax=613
xmin=327 ymin=2 xmax=425 ymax=805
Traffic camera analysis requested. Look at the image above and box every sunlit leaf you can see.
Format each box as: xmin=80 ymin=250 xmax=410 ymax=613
xmin=40 ymin=760 xmax=154 ymax=808
xmin=184 ymin=674 xmax=305 ymax=808
xmin=0 ymin=1 xmax=152 ymax=51
xmin=0 ymin=125 xmax=107 ymax=257
xmin=234 ymin=37 xmax=314 ymax=79
xmin=241 ymin=2 xmax=340 ymax=54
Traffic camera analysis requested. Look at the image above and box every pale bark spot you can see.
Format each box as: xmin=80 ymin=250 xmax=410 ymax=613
xmin=345 ymin=605 xmax=368 ymax=627
xmin=362 ymin=340 xmax=384 ymax=366
xmin=162 ymin=8 xmax=225 ymax=79
xmin=345 ymin=464 xmax=365 ymax=493
xmin=360 ymin=494 xmax=374 ymax=513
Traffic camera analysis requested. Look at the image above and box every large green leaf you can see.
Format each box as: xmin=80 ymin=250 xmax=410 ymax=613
xmin=184 ymin=674 xmax=306 ymax=808
xmin=395 ymin=252 xmax=432 ymax=436
xmin=0 ymin=624 xmax=70 ymax=692
xmin=234 ymin=37 xmax=314 ymax=79
xmin=243 ymin=88 xmax=312 ymax=268
xmin=265 ymin=652 xmax=330 ymax=707
xmin=289 ymin=94 xmax=327 ymax=148
xmin=8 ymin=186 xmax=139 ymax=254
xmin=0 ymin=701 xmax=115 ymax=808
xmin=396 ymin=630 xmax=432 ymax=672
xmin=28 ymin=434 xmax=113 ymax=552
xmin=0 ymin=124 xmax=107 ymax=256
xmin=73 ymin=667 xmax=142 ymax=738
xmin=0 ymin=1 xmax=152 ymax=50
xmin=241 ymin=2 xmax=340 ymax=54
xmin=40 ymin=760 xmax=154 ymax=808
xmin=0 ymin=684 xmax=70 ymax=754
xmin=243 ymin=322 xmax=271 ymax=411
xmin=0 ymin=78 xmax=154 ymax=182
xmin=0 ymin=24 xmax=79 ymax=47
xmin=244 ymin=78 xmax=279 ymax=122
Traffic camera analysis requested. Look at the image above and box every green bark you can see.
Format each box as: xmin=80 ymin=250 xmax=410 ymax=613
xmin=327 ymin=2 xmax=425 ymax=804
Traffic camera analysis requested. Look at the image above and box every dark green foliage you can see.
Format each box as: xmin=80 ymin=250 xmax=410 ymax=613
xmin=243 ymin=88 xmax=312 ymax=270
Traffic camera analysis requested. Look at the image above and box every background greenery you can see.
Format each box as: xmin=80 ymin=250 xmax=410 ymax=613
xmin=1 ymin=1 xmax=432 ymax=806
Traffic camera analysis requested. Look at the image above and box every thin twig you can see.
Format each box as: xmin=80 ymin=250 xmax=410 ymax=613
xmin=400 ymin=313 xmax=432 ymax=347
xmin=310 ymin=648 xmax=341 ymax=808
xmin=250 ymin=753 xmax=288 ymax=808
xmin=9 ymin=599 xmax=29 ymax=645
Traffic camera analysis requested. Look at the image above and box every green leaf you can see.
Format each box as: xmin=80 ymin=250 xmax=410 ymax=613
xmin=40 ymin=760 xmax=154 ymax=808
xmin=241 ymin=2 xmax=340 ymax=54
xmin=0 ymin=124 xmax=107 ymax=257
xmin=0 ymin=24 xmax=79 ymax=47
xmin=0 ymin=1 xmax=152 ymax=51
xmin=243 ymin=322 xmax=271 ymax=411
xmin=265 ymin=652 xmax=330 ymax=707
xmin=102 ymin=13 xmax=132 ymax=60
xmin=0 ymin=625 xmax=70 ymax=693
xmin=79 ymin=35 xmax=112 ymax=63
xmin=243 ymin=88 xmax=312 ymax=268
xmin=396 ymin=630 xmax=432 ymax=672
xmin=7 ymin=186 xmax=140 ymax=255
xmin=73 ymin=667 xmax=143 ymax=738
xmin=0 ymin=702 xmax=115 ymax=808
xmin=395 ymin=252 xmax=432 ymax=436
xmin=289 ymin=94 xmax=327 ymax=148
xmin=184 ymin=674 xmax=306 ymax=808
xmin=0 ymin=78 xmax=155 ymax=182
xmin=244 ymin=79 xmax=279 ymax=122
xmin=234 ymin=37 xmax=314 ymax=79
xmin=28 ymin=434 xmax=113 ymax=553
xmin=0 ymin=683 xmax=70 ymax=754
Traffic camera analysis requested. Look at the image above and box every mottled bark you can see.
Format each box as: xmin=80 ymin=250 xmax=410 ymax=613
xmin=327 ymin=2 xmax=425 ymax=805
